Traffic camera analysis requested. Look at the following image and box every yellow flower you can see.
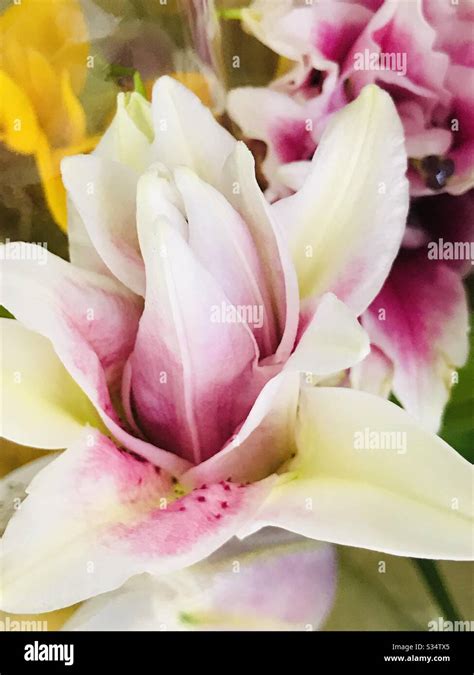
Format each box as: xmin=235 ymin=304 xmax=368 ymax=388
xmin=0 ymin=0 xmax=99 ymax=231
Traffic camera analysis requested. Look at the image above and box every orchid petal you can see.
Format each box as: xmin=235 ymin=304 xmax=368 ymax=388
xmin=362 ymin=251 xmax=469 ymax=432
xmin=0 ymin=319 xmax=99 ymax=449
xmin=240 ymin=1 xmax=312 ymax=62
xmin=350 ymin=344 xmax=394 ymax=399
xmin=63 ymin=530 xmax=335 ymax=631
xmin=151 ymin=76 xmax=235 ymax=187
xmin=0 ymin=429 xmax=273 ymax=613
xmin=273 ymin=85 xmax=409 ymax=315
xmin=241 ymin=387 xmax=473 ymax=560
xmin=277 ymin=160 xmax=311 ymax=192
xmin=227 ymin=88 xmax=315 ymax=192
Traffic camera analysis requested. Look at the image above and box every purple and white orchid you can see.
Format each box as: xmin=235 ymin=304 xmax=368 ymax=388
xmin=229 ymin=0 xmax=474 ymax=197
xmin=0 ymin=77 xmax=472 ymax=630
xmin=228 ymin=0 xmax=473 ymax=433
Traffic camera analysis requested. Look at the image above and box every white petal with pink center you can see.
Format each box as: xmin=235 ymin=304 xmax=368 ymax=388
xmin=0 ymin=429 xmax=274 ymax=613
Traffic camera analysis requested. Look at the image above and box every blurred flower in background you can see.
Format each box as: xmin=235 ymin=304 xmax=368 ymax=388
xmin=224 ymin=0 xmax=474 ymax=434
xmin=0 ymin=0 xmax=218 ymax=246
xmin=227 ymin=0 xmax=474 ymax=198
xmin=0 ymin=0 xmax=100 ymax=230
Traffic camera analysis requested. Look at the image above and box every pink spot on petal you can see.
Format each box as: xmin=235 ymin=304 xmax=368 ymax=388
xmin=272 ymin=120 xmax=315 ymax=163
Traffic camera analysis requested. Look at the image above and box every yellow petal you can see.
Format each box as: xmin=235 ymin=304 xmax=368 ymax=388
xmin=35 ymin=133 xmax=68 ymax=229
xmin=0 ymin=70 xmax=39 ymax=154
xmin=35 ymin=129 xmax=99 ymax=231
xmin=1 ymin=0 xmax=88 ymax=92
xmin=59 ymin=70 xmax=87 ymax=145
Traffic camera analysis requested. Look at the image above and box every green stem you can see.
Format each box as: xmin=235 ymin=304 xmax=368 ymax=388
xmin=217 ymin=8 xmax=244 ymax=20
xmin=107 ymin=64 xmax=136 ymax=79
xmin=133 ymin=71 xmax=146 ymax=98
xmin=413 ymin=559 xmax=463 ymax=623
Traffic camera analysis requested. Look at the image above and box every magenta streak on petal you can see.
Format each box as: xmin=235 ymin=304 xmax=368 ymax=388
xmin=271 ymin=119 xmax=316 ymax=164
xmin=446 ymin=70 xmax=474 ymax=180
xmin=315 ymin=20 xmax=367 ymax=64
xmin=362 ymin=249 xmax=467 ymax=424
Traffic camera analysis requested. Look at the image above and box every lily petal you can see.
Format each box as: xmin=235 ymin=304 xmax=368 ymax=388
xmin=0 ymin=319 xmax=99 ymax=449
xmin=0 ymin=429 xmax=273 ymax=613
xmin=287 ymin=293 xmax=370 ymax=378
xmin=61 ymin=154 xmax=145 ymax=295
xmin=152 ymin=76 xmax=235 ymax=187
xmin=272 ymin=85 xmax=409 ymax=315
xmin=362 ymin=250 xmax=470 ymax=431
xmin=183 ymin=370 xmax=300 ymax=486
xmin=136 ymin=165 xmax=188 ymax=239
xmin=0 ymin=243 xmax=142 ymax=414
xmin=174 ymin=167 xmax=278 ymax=356
xmin=241 ymin=387 xmax=473 ymax=560
xmin=94 ymin=92 xmax=153 ymax=173
xmin=63 ymin=530 xmax=335 ymax=631
xmin=66 ymin=197 xmax=111 ymax=276
xmin=131 ymin=217 xmax=263 ymax=464
xmin=221 ymin=142 xmax=299 ymax=362
xmin=0 ymin=454 xmax=56 ymax=536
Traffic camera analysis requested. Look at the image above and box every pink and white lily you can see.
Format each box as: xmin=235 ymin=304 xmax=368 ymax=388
xmin=0 ymin=77 xmax=472 ymax=628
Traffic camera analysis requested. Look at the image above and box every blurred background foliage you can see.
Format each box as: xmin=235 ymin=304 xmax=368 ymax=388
xmin=439 ymin=279 xmax=474 ymax=462
xmin=0 ymin=0 xmax=472 ymax=631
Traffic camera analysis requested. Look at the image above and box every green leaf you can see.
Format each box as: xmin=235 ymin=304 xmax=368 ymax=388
xmin=0 ymin=306 xmax=14 ymax=320
xmin=439 ymin=311 xmax=474 ymax=462
xmin=324 ymin=547 xmax=472 ymax=630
